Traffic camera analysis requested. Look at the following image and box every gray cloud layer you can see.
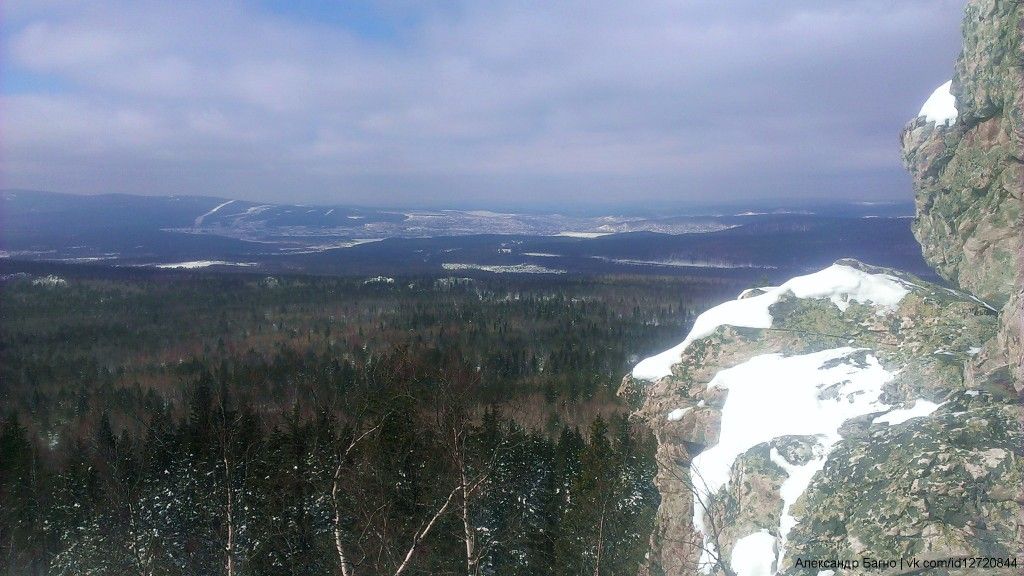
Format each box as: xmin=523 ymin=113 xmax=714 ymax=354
xmin=2 ymin=0 xmax=964 ymax=210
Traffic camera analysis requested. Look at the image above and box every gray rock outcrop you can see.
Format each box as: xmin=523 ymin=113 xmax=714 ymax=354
xmin=624 ymin=1 xmax=1023 ymax=574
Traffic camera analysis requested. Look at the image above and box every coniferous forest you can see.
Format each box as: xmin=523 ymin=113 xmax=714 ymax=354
xmin=0 ymin=270 xmax=741 ymax=575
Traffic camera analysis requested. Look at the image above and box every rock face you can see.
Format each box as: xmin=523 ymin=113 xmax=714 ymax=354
xmin=624 ymin=2 xmax=1023 ymax=574
xmin=902 ymin=0 xmax=1023 ymax=387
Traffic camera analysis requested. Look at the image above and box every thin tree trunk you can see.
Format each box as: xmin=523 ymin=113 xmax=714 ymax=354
xmin=594 ymin=496 xmax=608 ymax=576
xmin=332 ymin=460 xmax=354 ymax=576
xmin=223 ymin=450 xmax=235 ymax=576
xmin=461 ymin=465 xmax=475 ymax=576
xmin=330 ymin=420 xmax=385 ymax=576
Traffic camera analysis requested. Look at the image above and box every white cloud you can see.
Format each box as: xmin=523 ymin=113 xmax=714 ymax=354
xmin=1 ymin=0 xmax=965 ymax=207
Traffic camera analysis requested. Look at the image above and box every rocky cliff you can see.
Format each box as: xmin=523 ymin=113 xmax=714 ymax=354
xmin=902 ymin=0 xmax=1023 ymax=390
xmin=623 ymin=1 xmax=1023 ymax=574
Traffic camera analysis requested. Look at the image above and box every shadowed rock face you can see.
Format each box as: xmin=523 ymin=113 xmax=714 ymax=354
xmin=625 ymin=1 xmax=1023 ymax=574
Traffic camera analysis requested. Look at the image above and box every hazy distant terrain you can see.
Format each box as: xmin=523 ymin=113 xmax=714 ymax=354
xmin=1 ymin=190 xmax=931 ymax=281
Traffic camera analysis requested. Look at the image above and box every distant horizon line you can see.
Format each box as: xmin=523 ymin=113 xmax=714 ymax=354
xmin=0 ymin=187 xmax=915 ymax=218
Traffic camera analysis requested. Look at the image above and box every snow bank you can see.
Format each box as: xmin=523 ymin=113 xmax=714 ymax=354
xmin=730 ymin=531 xmax=777 ymax=576
xmin=441 ymin=263 xmax=566 ymax=274
xmin=692 ymin=348 xmax=896 ymax=572
xmin=872 ymin=400 xmax=943 ymax=425
xmin=919 ymin=80 xmax=958 ymax=126
xmin=554 ymin=231 xmax=611 ymax=238
xmin=632 ymin=264 xmax=909 ymax=381
xmin=153 ymin=261 xmax=256 ymax=269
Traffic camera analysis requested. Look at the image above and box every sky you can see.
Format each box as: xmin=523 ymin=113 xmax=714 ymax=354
xmin=1 ymin=0 xmax=965 ymax=211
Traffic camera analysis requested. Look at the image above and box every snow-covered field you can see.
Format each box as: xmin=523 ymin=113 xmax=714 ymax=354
xmin=151 ymin=261 xmax=258 ymax=269
xmin=591 ymin=256 xmax=777 ymax=270
xmin=441 ymin=263 xmax=566 ymax=274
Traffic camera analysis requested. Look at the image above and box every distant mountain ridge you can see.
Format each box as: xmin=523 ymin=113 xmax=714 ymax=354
xmin=1 ymin=190 xmax=928 ymax=280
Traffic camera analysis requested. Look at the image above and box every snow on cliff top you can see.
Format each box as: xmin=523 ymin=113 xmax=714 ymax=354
xmin=631 ymin=263 xmax=910 ymax=381
xmin=918 ymin=80 xmax=957 ymax=126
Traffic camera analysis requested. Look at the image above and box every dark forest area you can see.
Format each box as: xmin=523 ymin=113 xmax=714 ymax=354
xmin=0 ymin=270 xmax=743 ymax=575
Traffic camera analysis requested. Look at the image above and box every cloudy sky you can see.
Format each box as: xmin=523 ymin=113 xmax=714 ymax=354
xmin=2 ymin=0 xmax=964 ymax=211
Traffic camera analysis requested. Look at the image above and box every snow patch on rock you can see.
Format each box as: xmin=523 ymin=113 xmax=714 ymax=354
xmin=730 ymin=530 xmax=777 ymax=576
xmin=769 ymin=446 xmax=827 ymax=568
xmin=633 ymin=264 xmax=910 ymax=381
xmin=918 ymin=80 xmax=958 ymax=126
xmin=691 ymin=347 xmax=897 ymax=573
xmin=872 ymin=400 xmax=943 ymax=426
xmin=666 ymin=407 xmax=692 ymax=421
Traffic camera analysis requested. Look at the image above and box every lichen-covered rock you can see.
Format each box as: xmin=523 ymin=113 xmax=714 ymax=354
xmin=620 ymin=261 xmax=1015 ymax=575
xmin=901 ymin=0 xmax=1022 ymax=398
xmin=901 ymin=0 xmax=1022 ymax=309
xmin=625 ymin=2 xmax=1022 ymax=574
xmin=786 ymin=395 xmax=1022 ymax=575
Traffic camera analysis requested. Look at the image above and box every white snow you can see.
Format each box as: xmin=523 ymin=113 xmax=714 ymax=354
xmin=363 ymin=276 xmax=395 ymax=285
xmin=769 ymin=447 xmax=827 ymax=568
xmin=919 ymin=80 xmax=958 ymax=126
xmin=633 ymin=264 xmax=910 ymax=381
xmin=872 ymin=400 xmax=942 ymax=425
xmin=466 ymin=210 xmax=517 ymax=217
xmin=592 ymin=256 xmax=776 ymax=270
xmin=153 ymin=260 xmax=256 ymax=269
xmin=690 ymin=347 xmax=897 ymax=573
xmin=522 ymin=252 xmax=561 ymax=257
xmin=32 ymin=275 xmax=68 ymax=287
xmin=817 ymin=571 xmax=835 ymax=576
xmin=666 ymin=407 xmax=692 ymax=421
xmin=555 ymin=231 xmax=612 ymax=238
xmin=277 ymin=238 xmax=383 ymax=254
xmin=441 ymin=263 xmax=566 ymax=274
xmin=243 ymin=204 xmax=272 ymax=215
xmin=193 ymin=199 xmax=235 ymax=227
xmin=730 ymin=531 xmax=777 ymax=576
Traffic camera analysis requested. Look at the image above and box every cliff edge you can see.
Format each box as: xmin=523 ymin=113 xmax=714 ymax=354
xmin=623 ymin=1 xmax=1023 ymax=574
xmin=902 ymin=0 xmax=1022 ymax=389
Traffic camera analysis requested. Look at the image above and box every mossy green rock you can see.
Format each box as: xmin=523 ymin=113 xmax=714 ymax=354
xmin=901 ymin=0 xmax=1022 ymax=309
xmin=620 ymin=261 xmax=1017 ymax=576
